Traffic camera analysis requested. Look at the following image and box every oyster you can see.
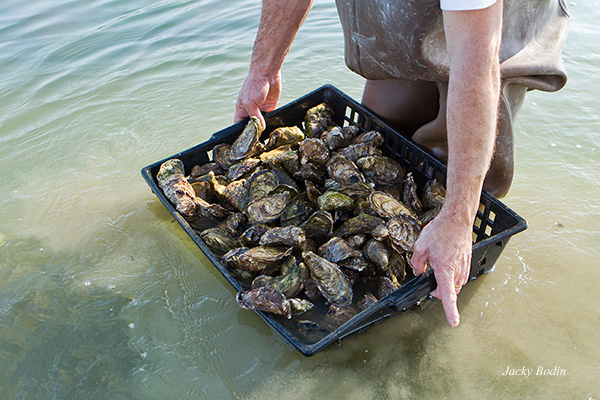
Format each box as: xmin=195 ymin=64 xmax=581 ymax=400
xmin=372 ymin=223 xmax=389 ymax=241
xmin=352 ymin=130 xmax=384 ymax=147
xmin=222 ymin=179 xmax=249 ymax=212
xmin=236 ymin=287 xmax=291 ymax=319
xmin=403 ymin=172 xmax=423 ymax=214
xmin=246 ymin=192 xmax=291 ymax=224
xmin=280 ymin=193 xmax=316 ymax=227
xmin=230 ymin=116 xmax=264 ymax=162
xmin=321 ymin=126 xmax=349 ymax=151
xmin=318 ymin=237 xmax=362 ymax=264
xmin=333 ymin=213 xmax=385 ymax=237
xmin=340 ymin=125 xmax=361 ymax=141
xmin=226 ymin=158 xmax=262 ymax=181
xmin=293 ymin=162 xmax=325 ymax=185
xmin=358 ymin=292 xmax=378 ymax=310
xmin=419 ymin=203 xmax=443 ymax=226
xmin=212 ymin=143 xmax=235 ymax=170
xmin=191 ymin=181 xmax=213 ymax=203
xmin=305 ymin=103 xmax=334 ymax=138
xmin=346 ymin=234 xmax=366 ymax=249
xmin=289 ymin=298 xmax=314 ymax=315
xmin=251 ymin=259 xmax=308 ymax=298
xmin=194 ymin=196 xmax=231 ymax=220
xmin=238 ymin=224 xmax=270 ymax=247
xmin=365 ymin=239 xmax=390 ymax=270
xmin=368 ymin=191 xmax=417 ymax=219
xmin=157 ymin=159 xmax=196 ymax=218
xmin=357 ymin=155 xmax=404 ymax=187
xmin=387 ymin=216 xmax=421 ymax=253
xmin=259 ymin=145 xmax=299 ymax=174
xmin=326 ymin=154 xmax=365 ymax=186
xmin=223 ymin=246 xmax=293 ymax=272
xmin=199 ymin=228 xmax=240 ymax=253
xmin=304 ymin=180 xmax=322 ymax=205
xmin=378 ymin=276 xmax=400 ymax=298
xmin=266 ymin=125 xmax=305 ymax=150
xmin=339 ymin=142 xmax=383 ymax=163
xmin=302 ymin=251 xmax=352 ymax=306
xmin=337 ymin=256 xmax=371 ymax=272
xmin=299 ymin=138 xmax=330 ymax=165
xmin=247 ymin=170 xmax=279 ymax=204
xmin=317 ymin=190 xmax=354 ymax=212
xmin=259 ymin=225 xmax=308 ymax=251
xmin=326 ymin=304 xmax=356 ymax=326
xmin=190 ymin=162 xmax=224 ymax=178
xmin=300 ymin=210 xmax=334 ymax=239
xmin=423 ymin=180 xmax=446 ymax=210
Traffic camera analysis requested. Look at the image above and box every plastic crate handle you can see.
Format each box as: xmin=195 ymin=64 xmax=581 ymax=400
xmin=386 ymin=269 xmax=437 ymax=310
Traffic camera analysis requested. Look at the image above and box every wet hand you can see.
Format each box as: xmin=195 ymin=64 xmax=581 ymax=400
xmin=234 ymin=71 xmax=281 ymax=129
xmin=410 ymin=210 xmax=472 ymax=327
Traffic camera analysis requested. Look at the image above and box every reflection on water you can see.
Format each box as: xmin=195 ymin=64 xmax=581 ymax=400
xmin=0 ymin=0 xmax=598 ymax=398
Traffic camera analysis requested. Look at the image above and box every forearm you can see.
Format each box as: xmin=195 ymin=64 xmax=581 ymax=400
xmin=250 ymin=0 xmax=314 ymax=77
xmin=442 ymin=4 xmax=502 ymax=228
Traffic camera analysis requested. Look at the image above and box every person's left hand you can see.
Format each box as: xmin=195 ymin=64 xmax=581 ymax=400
xmin=410 ymin=209 xmax=472 ymax=327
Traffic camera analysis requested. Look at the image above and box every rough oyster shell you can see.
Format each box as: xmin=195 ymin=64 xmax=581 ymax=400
xmin=302 ymin=251 xmax=352 ymax=306
xmin=357 ymin=155 xmax=404 ymax=187
xmin=236 ymin=286 xmax=291 ymax=319
xmin=333 ymin=213 xmax=385 ymax=237
xmin=299 ymin=138 xmax=330 ymax=165
xmin=157 ymin=159 xmax=197 ymax=218
xmin=368 ymin=191 xmax=417 ymax=219
xmin=246 ymin=192 xmax=291 ymax=224
xmin=326 ymin=154 xmax=365 ymax=186
xmin=259 ymin=225 xmax=308 ymax=251
xmin=317 ymin=190 xmax=355 ymax=212
xmin=223 ymin=246 xmax=293 ymax=272
xmin=266 ymin=125 xmax=305 ymax=150
xmin=304 ymin=103 xmax=334 ymax=138
xmin=387 ymin=215 xmax=421 ymax=253
xmin=230 ymin=116 xmax=264 ymax=162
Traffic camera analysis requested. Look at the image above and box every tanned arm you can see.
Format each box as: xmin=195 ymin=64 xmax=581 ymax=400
xmin=411 ymin=1 xmax=503 ymax=327
xmin=235 ymin=0 xmax=314 ymax=128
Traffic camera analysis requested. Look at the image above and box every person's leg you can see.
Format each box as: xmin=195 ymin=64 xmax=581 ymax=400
xmin=361 ymin=79 xmax=439 ymax=136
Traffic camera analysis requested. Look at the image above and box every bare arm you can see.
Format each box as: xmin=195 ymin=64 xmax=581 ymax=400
xmin=235 ymin=0 xmax=314 ymax=128
xmin=411 ymin=2 xmax=502 ymax=327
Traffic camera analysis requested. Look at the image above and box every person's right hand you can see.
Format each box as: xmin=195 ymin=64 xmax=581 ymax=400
xmin=234 ymin=71 xmax=282 ymax=129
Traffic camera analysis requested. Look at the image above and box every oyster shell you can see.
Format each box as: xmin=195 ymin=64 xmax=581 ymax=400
xmin=251 ymin=259 xmax=308 ymax=298
xmin=289 ymin=298 xmax=314 ymax=315
xmin=302 ymin=251 xmax=352 ymax=306
xmin=346 ymin=234 xmax=366 ymax=249
xmin=259 ymin=226 xmax=308 ymax=251
xmin=280 ymin=193 xmax=317 ymax=227
xmin=230 ymin=116 xmax=264 ymax=161
xmin=326 ymin=304 xmax=356 ymax=326
xmin=212 ymin=143 xmax=235 ymax=170
xmin=321 ymin=126 xmax=349 ymax=151
xmin=193 ymin=197 xmax=231 ymax=220
xmin=247 ymin=170 xmax=279 ymax=204
xmin=357 ymin=155 xmax=404 ymax=187
xmin=190 ymin=162 xmax=224 ymax=178
xmin=339 ymin=142 xmax=382 ymax=163
xmin=259 ymin=145 xmax=299 ymax=174
xmin=387 ymin=215 xmax=421 ymax=253
xmin=222 ymin=179 xmax=249 ymax=212
xmin=226 ymin=157 xmax=262 ymax=181
xmin=223 ymin=246 xmax=293 ymax=272
xmin=365 ymin=239 xmax=390 ymax=270
xmin=293 ymin=162 xmax=326 ymax=185
xmin=236 ymin=287 xmax=291 ymax=319
xmin=358 ymin=292 xmax=378 ymax=310
xmin=378 ymin=276 xmax=400 ymax=298
xmin=299 ymin=138 xmax=330 ymax=165
xmin=326 ymin=154 xmax=365 ymax=186
xmin=300 ymin=210 xmax=334 ymax=239
xmin=333 ymin=213 xmax=385 ymax=237
xmin=318 ymin=237 xmax=362 ymax=264
xmin=372 ymin=223 xmax=389 ymax=241
xmin=317 ymin=190 xmax=355 ymax=212
xmin=246 ymin=192 xmax=291 ymax=224
xmin=199 ymin=228 xmax=240 ymax=253
xmin=403 ymin=172 xmax=423 ymax=214
xmin=368 ymin=191 xmax=417 ymax=219
xmin=352 ymin=130 xmax=384 ymax=147
xmin=238 ymin=224 xmax=270 ymax=247
xmin=305 ymin=103 xmax=334 ymax=138
xmin=266 ymin=125 xmax=305 ymax=150
xmin=423 ymin=180 xmax=446 ymax=210
xmin=157 ymin=159 xmax=197 ymax=218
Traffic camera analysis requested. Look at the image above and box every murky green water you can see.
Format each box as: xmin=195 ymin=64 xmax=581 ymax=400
xmin=0 ymin=0 xmax=598 ymax=398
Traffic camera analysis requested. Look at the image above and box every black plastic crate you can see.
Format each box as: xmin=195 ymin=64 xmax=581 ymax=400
xmin=141 ymin=84 xmax=527 ymax=356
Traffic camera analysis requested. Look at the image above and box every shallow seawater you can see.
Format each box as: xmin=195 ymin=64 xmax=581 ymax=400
xmin=0 ymin=0 xmax=598 ymax=398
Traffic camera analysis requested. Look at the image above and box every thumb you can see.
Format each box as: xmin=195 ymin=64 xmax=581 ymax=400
xmin=410 ymin=250 xmax=427 ymax=276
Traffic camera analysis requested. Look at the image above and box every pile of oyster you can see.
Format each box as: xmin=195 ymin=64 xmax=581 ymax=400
xmin=157 ymin=103 xmax=445 ymax=333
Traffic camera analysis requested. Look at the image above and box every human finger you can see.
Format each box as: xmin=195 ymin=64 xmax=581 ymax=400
xmin=410 ymin=250 xmax=427 ymax=276
xmin=432 ymin=270 xmax=460 ymax=327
